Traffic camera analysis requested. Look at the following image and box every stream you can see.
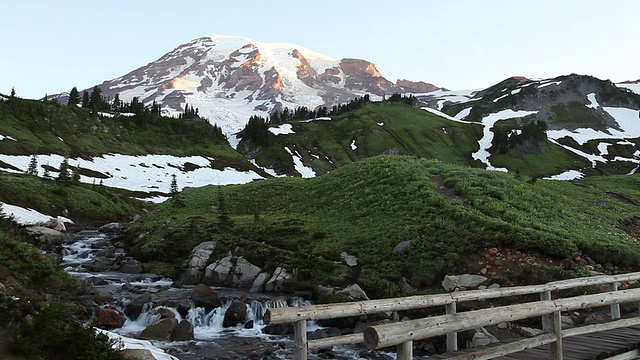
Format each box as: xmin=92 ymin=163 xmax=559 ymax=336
xmin=61 ymin=229 xmax=395 ymax=360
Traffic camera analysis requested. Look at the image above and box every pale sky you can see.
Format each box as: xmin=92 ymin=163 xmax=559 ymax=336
xmin=3 ymin=0 xmax=639 ymax=99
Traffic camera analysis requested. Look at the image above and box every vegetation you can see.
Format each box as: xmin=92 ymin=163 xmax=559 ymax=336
xmin=122 ymin=156 xmax=640 ymax=298
xmin=0 ymin=214 xmax=124 ymax=360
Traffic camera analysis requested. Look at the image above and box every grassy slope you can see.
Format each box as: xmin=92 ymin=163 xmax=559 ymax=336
xmin=251 ymin=103 xmax=485 ymax=175
xmin=0 ymin=173 xmax=146 ymax=224
xmin=124 ymin=156 xmax=640 ymax=298
xmin=0 ymin=98 xmax=248 ymax=168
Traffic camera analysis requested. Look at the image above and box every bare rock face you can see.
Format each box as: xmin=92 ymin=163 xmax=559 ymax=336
xmin=396 ymin=79 xmax=441 ymax=93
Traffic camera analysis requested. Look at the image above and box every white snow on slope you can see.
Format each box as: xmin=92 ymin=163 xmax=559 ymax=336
xmin=284 ymin=147 xmax=315 ymax=178
xmin=0 ymin=202 xmax=72 ymax=226
xmin=454 ymin=108 xmax=472 ymax=120
xmin=598 ymin=142 xmax=612 ymax=156
xmin=543 ymin=170 xmax=584 ymax=180
xmin=97 ymin=329 xmax=178 ymax=360
xmin=422 ymin=107 xmax=471 ymax=124
xmin=0 ymin=134 xmax=17 ymax=141
xmin=547 ymin=107 xmax=640 ymax=145
xmin=0 ymin=154 xmax=264 ymax=199
xmin=472 ymin=109 xmax=538 ymax=171
xmin=269 ymin=124 xmax=295 ymax=135
xmin=549 ymin=138 xmax=607 ymax=167
xmin=350 ymin=139 xmax=357 ymax=150
xmin=586 ymin=93 xmax=599 ymax=109
xmin=617 ymin=83 xmax=640 ymax=95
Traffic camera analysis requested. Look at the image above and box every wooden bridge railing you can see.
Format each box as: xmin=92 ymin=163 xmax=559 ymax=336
xmin=264 ymin=271 xmax=640 ymax=360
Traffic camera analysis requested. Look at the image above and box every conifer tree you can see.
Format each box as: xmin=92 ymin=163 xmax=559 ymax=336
xmin=26 ymin=155 xmax=38 ymax=176
xmin=10 ymin=87 xmax=15 ymax=97
xmin=170 ymin=174 xmax=178 ymax=194
xmin=57 ymin=158 xmax=71 ymax=181
xmin=89 ymin=85 xmax=103 ymax=109
xmin=217 ymin=187 xmax=232 ymax=229
xmin=68 ymin=87 xmax=80 ymax=106
xmin=82 ymin=91 xmax=90 ymax=107
xmin=72 ymin=166 xmax=81 ymax=183
xmin=112 ymin=93 xmax=121 ymax=111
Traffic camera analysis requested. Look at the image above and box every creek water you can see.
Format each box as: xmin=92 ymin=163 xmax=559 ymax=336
xmin=61 ymin=229 xmax=390 ymax=359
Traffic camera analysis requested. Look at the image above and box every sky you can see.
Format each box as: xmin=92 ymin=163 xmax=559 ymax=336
xmin=3 ymin=0 xmax=639 ymax=99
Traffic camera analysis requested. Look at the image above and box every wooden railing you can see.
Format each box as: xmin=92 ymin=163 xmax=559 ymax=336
xmin=264 ymin=272 xmax=640 ymax=360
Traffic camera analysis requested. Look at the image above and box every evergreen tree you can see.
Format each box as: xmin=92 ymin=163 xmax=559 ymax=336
xmin=216 ymin=187 xmax=232 ymax=230
xmin=89 ymin=85 xmax=103 ymax=109
xmin=112 ymin=93 xmax=121 ymax=111
xmin=57 ymin=158 xmax=71 ymax=181
xmin=170 ymin=174 xmax=178 ymax=194
xmin=68 ymin=87 xmax=80 ymax=106
xmin=43 ymin=163 xmax=51 ymax=179
xmin=26 ymin=155 xmax=38 ymax=176
xmin=81 ymin=91 xmax=90 ymax=107
xmin=71 ymin=166 xmax=81 ymax=183
xmin=10 ymin=87 xmax=15 ymax=97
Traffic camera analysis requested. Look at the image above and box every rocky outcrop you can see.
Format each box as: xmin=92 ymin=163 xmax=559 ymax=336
xmin=173 ymin=319 xmax=195 ymax=341
xmin=178 ymin=241 xmax=215 ymax=285
xmin=124 ymin=292 xmax=153 ymax=319
xmin=265 ymin=267 xmax=292 ymax=292
xmin=99 ymin=222 xmax=124 ymax=233
xmin=337 ymin=284 xmax=369 ymax=301
xmin=203 ymin=255 xmax=233 ymax=285
xmin=25 ymin=226 xmax=64 ymax=249
xmin=139 ymin=318 xmax=177 ymax=341
xmin=396 ymin=79 xmax=441 ymax=93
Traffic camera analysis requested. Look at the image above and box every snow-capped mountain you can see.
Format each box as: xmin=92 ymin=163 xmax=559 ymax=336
xmin=94 ymin=34 xmax=441 ymax=135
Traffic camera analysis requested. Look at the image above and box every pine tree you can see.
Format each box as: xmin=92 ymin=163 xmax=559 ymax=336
xmin=216 ymin=187 xmax=232 ymax=230
xmin=72 ymin=166 xmax=81 ymax=183
xmin=112 ymin=93 xmax=121 ymax=111
xmin=89 ymin=85 xmax=103 ymax=109
xmin=43 ymin=164 xmax=51 ymax=179
xmin=82 ymin=91 xmax=90 ymax=107
xmin=68 ymin=87 xmax=80 ymax=106
xmin=10 ymin=87 xmax=15 ymax=97
xmin=57 ymin=158 xmax=71 ymax=181
xmin=26 ymin=155 xmax=38 ymax=176
xmin=170 ymin=174 xmax=178 ymax=194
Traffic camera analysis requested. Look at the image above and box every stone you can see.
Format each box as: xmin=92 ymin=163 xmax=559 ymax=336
xmin=179 ymin=241 xmax=216 ymax=285
xmin=442 ymin=274 xmax=488 ymax=291
xmin=190 ymin=284 xmax=222 ymax=311
xmin=25 ymin=226 xmax=64 ymax=247
xmin=392 ymin=241 xmax=412 ymax=254
xmin=399 ymin=277 xmax=416 ymax=293
xmin=316 ymin=285 xmax=335 ymax=299
xmin=172 ymin=319 xmax=194 ymax=341
xmin=472 ymin=331 xmax=491 ymax=347
xmin=338 ymin=284 xmax=369 ymax=300
xmin=222 ymin=300 xmax=247 ymax=327
xmin=250 ymin=272 xmax=269 ymax=293
xmin=124 ymin=292 xmax=153 ymax=319
xmin=340 ymin=252 xmax=358 ymax=267
xmin=265 ymin=267 xmax=292 ymax=292
xmin=121 ymin=349 xmax=156 ymax=360
xmin=43 ymin=217 xmax=67 ymax=231
xmin=203 ymin=255 xmax=233 ymax=285
xmin=99 ymin=222 xmax=123 ymax=233
xmin=232 ymin=257 xmax=262 ymax=287
xmin=561 ymin=315 xmax=574 ymax=328
xmin=119 ymin=258 xmax=143 ymax=274
xmin=150 ymin=307 xmax=176 ymax=320
xmin=520 ymin=326 xmax=543 ymax=337
xmin=140 ymin=318 xmax=177 ymax=341
xmin=96 ymin=308 xmax=126 ymax=329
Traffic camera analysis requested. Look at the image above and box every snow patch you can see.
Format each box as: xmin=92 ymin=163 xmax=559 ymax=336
xmin=97 ymin=329 xmax=178 ymax=360
xmin=586 ymin=93 xmax=599 ymax=109
xmin=538 ymin=81 xmax=561 ymax=89
xmin=0 ymin=134 xmax=17 ymax=141
xmin=284 ymin=147 xmax=315 ymax=178
xmin=300 ymin=117 xmax=331 ymax=123
xmin=597 ymin=142 xmax=612 ymax=156
xmin=268 ymin=123 xmax=295 ymax=135
xmin=543 ymin=170 xmax=584 ymax=180
xmin=0 ymin=202 xmax=72 ymax=226
xmin=350 ymin=139 xmax=357 ymax=150
xmin=454 ymin=107 xmax=472 ymax=120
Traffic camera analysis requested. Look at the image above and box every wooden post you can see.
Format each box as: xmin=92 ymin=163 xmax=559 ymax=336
xmin=397 ymin=341 xmax=413 ymax=360
xmin=609 ymin=282 xmax=621 ymax=320
xmin=294 ymin=320 xmax=307 ymax=360
xmin=446 ymin=302 xmax=458 ymax=351
xmin=550 ymin=310 xmax=563 ymax=360
xmin=541 ymin=290 xmax=553 ymax=332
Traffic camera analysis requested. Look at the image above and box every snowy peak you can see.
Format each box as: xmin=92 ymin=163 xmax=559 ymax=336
xmin=94 ymin=35 xmax=442 ymax=134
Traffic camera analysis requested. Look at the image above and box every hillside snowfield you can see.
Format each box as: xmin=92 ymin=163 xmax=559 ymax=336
xmin=0 ymin=153 xmax=264 ymax=202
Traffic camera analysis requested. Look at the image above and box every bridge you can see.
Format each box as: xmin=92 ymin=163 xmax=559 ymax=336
xmin=265 ymin=272 xmax=640 ymax=360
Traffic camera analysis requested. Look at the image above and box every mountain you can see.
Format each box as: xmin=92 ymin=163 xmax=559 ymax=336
xmin=91 ymin=35 xmax=442 ymax=135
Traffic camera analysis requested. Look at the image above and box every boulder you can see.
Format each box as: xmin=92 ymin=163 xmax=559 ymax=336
xmin=232 ymin=257 xmax=262 ymax=287
xmin=150 ymin=307 xmax=176 ymax=320
xmin=442 ymin=274 xmax=488 ymax=291
xmin=121 ymin=349 xmax=156 ymax=360
xmin=222 ymin=300 xmax=247 ymax=327
xmin=43 ymin=217 xmax=67 ymax=231
xmin=190 ymin=284 xmax=222 ymax=311
xmin=99 ymin=222 xmax=123 ymax=233
xmin=203 ymin=255 xmax=233 ymax=285
xmin=399 ymin=277 xmax=417 ymax=293
xmin=316 ymin=285 xmax=336 ymax=300
xmin=25 ymin=226 xmax=64 ymax=247
xmin=250 ymin=272 xmax=270 ymax=293
xmin=96 ymin=308 xmax=126 ymax=329
xmin=179 ymin=241 xmax=216 ymax=285
xmin=392 ymin=241 xmax=412 ymax=254
xmin=124 ymin=292 xmax=153 ymax=319
xmin=85 ymin=257 xmax=114 ymax=272
xmin=340 ymin=252 xmax=358 ymax=267
xmin=139 ymin=318 xmax=177 ymax=341
xmin=172 ymin=319 xmax=194 ymax=341
xmin=119 ymin=258 xmax=143 ymax=274
xmin=265 ymin=267 xmax=292 ymax=292
xmin=338 ymin=284 xmax=369 ymax=300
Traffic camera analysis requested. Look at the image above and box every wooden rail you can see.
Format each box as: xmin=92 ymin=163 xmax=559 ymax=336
xmin=264 ymin=272 xmax=640 ymax=360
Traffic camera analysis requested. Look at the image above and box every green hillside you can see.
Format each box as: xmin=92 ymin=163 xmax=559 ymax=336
xmin=123 ymin=156 xmax=640 ymax=298
xmin=0 ymin=96 xmax=249 ymax=168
